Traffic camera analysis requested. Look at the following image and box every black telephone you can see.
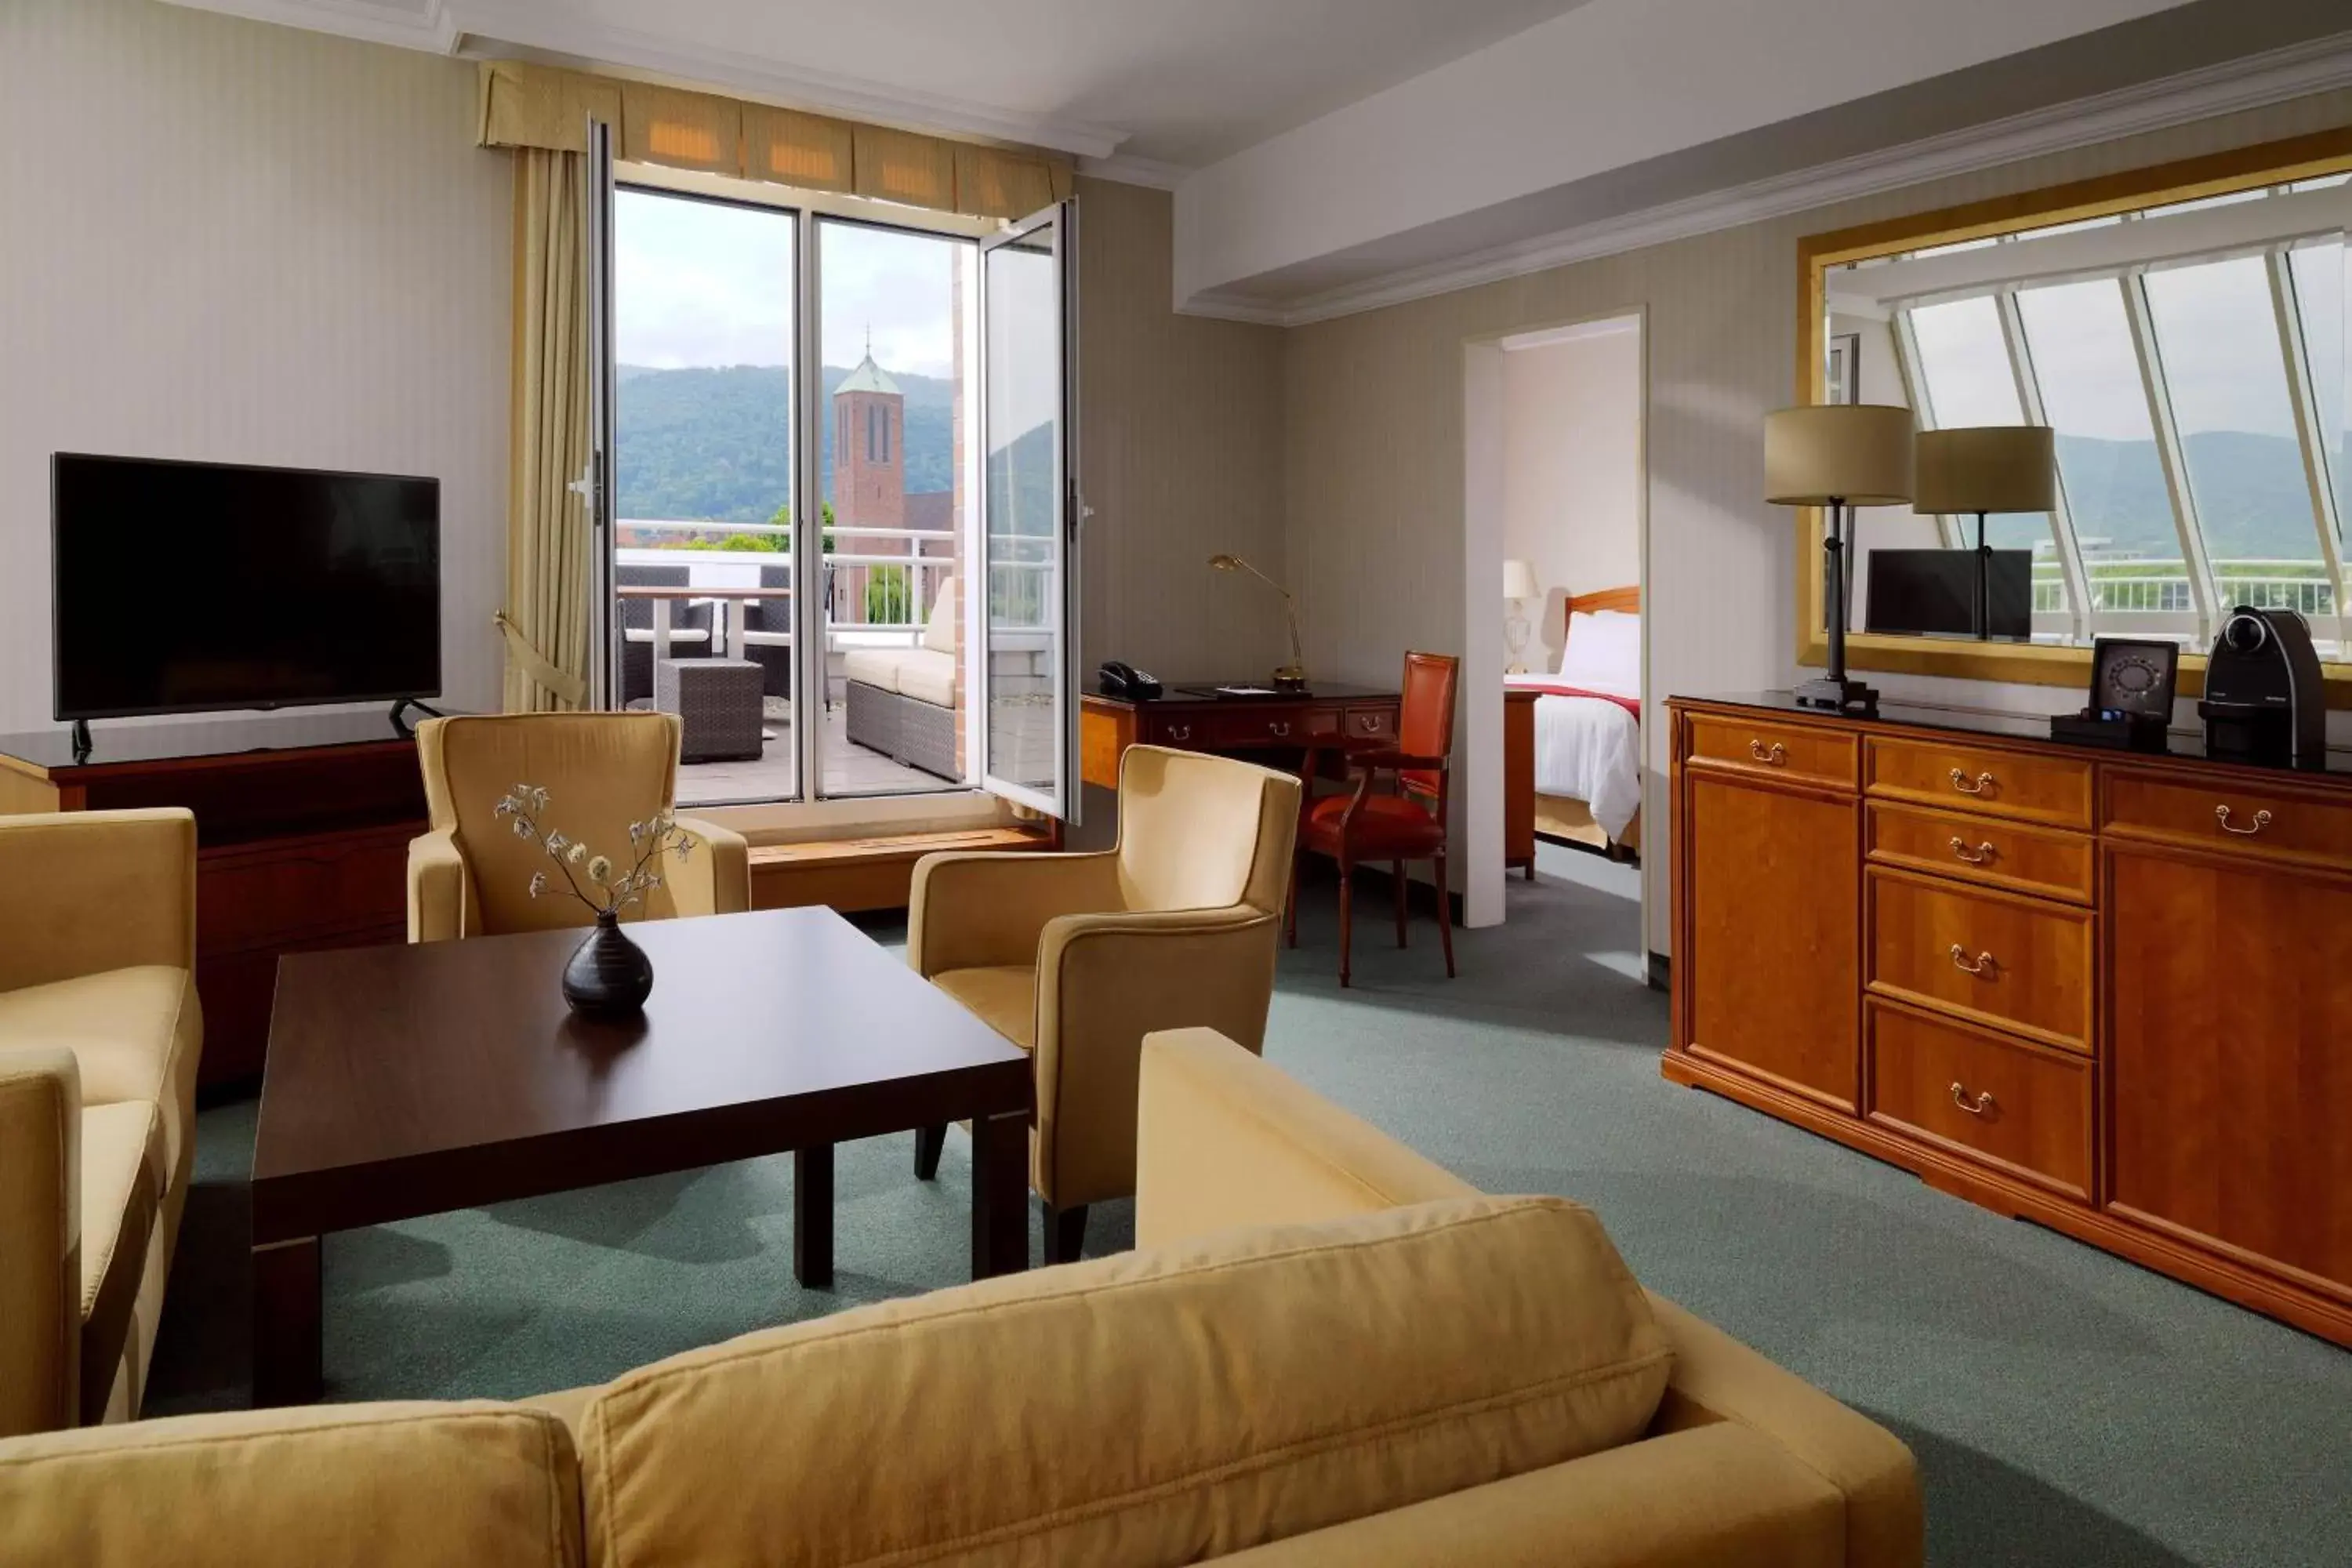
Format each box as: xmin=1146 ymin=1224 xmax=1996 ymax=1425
xmin=1097 ymin=660 xmax=1163 ymax=700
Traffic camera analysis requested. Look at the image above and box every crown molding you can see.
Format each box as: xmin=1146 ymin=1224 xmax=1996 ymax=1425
xmin=1076 ymin=153 xmax=1192 ymax=192
xmin=1167 ymin=295 xmax=1290 ymax=327
xmin=158 ymin=0 xmax=463 ymax=53
xmin=1204 ymin=29 xmax=2352 ymax=328
xmin=162 ymin=0 xmax=1129 ymax=158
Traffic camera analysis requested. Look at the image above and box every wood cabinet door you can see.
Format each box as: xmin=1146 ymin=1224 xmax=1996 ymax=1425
xmin=2107 ymin=844 xmax=2352 ymax=1296
xmin=1685 ymin=771 xmax=1860 ymax=1111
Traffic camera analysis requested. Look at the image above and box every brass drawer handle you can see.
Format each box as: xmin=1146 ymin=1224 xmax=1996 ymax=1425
xmin=1949 ymin=837 xmax=1996 ymax=866
xmin=1356 ymin=714 xmax=1381 ymax=731
xmin=1948 ymin=768 xmax=1995 ymax=796
xmin=1269 ymin=720 xmax=1292 ymax=738
xmin=1948 ymin=944 xmax=1998 ymax=977
xmin=1749 ymin=740 xmax=1787 ymax=765
xmin=2215 ymin=804 xmax=2272 ymax=837
xmin=1167 ymin=724 xmax=1192 ymax=742
xmin=1950 ymin=1083 xmax=1997 ymax=1117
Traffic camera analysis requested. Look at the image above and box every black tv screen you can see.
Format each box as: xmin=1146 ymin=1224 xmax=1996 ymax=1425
xmin=53 ymin=453 xmax=440 ymax=720
xmin=1864 ymin=547 xmax=2032 ymax=641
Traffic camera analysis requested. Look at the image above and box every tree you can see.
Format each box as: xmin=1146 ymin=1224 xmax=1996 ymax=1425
xmin=866 ymin=564 xmax=910 ymax=626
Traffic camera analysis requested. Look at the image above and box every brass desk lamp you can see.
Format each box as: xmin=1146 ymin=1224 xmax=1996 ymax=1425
xmin=1208 ymin=554 xmax=1307 ymax=691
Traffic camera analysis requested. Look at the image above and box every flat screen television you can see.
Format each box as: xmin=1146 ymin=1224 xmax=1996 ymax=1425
xmin=53 ymin=453 xmax=440 ymax=720
xmin=1864 ymin=547 xmax=2032 ymax=641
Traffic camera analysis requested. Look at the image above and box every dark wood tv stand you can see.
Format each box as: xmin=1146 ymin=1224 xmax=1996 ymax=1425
xmin=0 ymin=710 xmax=434 ymax=1087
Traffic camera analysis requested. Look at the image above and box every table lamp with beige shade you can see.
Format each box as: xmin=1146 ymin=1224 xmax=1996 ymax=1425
xmin=1914 ymin=425 xmax=2056 ymax=641
xmin=1208 ymin=554 xmax=1307 ymax=691
xmin=1502 ymin=558 xmax=1541 ymax=672
xmin=1765 ymin=403 xmax=1915 ymax=715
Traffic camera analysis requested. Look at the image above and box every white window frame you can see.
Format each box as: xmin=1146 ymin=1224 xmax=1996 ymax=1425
xmin=1839 ymin=179 xmax=2352 ymax=652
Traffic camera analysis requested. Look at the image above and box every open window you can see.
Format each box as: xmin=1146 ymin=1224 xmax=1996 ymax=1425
xmin=975 ymin=201 xmax=1080 ymax=822
xmin=575 ymin=157 xmax=1081 ymax=820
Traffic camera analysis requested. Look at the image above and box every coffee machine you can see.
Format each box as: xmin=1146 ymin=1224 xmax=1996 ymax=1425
xmin=2199 ymin=605 xmax=2325 ymax=768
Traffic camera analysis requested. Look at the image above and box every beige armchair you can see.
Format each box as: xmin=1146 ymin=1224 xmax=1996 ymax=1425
xmin=0 ymin=808 xmax=201 ymax=1436
xmin=907 ymin=745 xmax=1301 ymax=1262
xmin=407 ymin=713 xmax=751 ymax=942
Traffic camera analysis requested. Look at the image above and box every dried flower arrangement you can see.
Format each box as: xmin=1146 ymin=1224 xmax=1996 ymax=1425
xmin=492 ymin=784 xmax=697 ymax=919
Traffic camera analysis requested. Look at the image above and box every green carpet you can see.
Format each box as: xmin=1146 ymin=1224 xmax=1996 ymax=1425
xmin=147 ymin=864 xmax=2352 ymax=1566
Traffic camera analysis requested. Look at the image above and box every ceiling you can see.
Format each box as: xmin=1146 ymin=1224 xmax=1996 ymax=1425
xmin=195 ymin=0 xmax=1589 ymax=168
xmin=547 ymin=0 xmax=1589 ymax=168
xmin=171 ymin=0 xmax=2352 ymax=322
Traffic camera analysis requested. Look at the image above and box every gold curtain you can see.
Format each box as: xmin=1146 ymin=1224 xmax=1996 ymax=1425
xmin=497 ymin=147 xmax=593 ymax=713
xmin=477 ymin=61 xmax=1073 ymax=221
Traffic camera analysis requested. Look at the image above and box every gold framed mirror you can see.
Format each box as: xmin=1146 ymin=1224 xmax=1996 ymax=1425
xmin=1794 ymin=127 xmax=2352 ymax=705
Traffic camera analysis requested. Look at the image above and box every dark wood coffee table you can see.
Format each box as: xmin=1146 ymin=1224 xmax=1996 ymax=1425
xmin=248 ymin=906 xmax=1033 ymax=1405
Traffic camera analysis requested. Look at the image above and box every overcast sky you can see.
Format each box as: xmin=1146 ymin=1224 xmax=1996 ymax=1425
xmin=613 ymin=187 xmax=1064 ymax=439
xmin=613 ymin=189 xmax=964 ymax=379
xmin=1907 ymin=243 xmax=2345 ymax=446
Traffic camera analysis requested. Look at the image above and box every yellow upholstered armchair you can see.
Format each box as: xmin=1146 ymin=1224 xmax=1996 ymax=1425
xmin=0 ymin=808 xmax=202 ymax=1437
xmin=906 ymin=746 xmax=1301 ymax=1262
xmin=408 ymin=713 xmax=751 ymax=942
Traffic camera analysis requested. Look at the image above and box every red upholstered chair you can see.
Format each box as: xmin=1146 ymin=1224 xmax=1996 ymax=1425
xmin=1289 ymin=652 xmax=1459 ymax=986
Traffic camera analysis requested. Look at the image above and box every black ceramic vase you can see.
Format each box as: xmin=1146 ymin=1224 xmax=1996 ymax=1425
xmin=561 ymin=910 xmax=654 ymax=1018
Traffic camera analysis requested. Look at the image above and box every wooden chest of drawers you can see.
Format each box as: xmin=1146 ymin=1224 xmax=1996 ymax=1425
xmin=1670 ymin=695 xmax=2352 ymax=1348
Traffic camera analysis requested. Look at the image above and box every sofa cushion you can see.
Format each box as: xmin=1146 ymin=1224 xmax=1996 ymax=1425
xmin=77 ymin=1100 xmax=161 ymax=1425
xmin=575 ymin=1195 xmax=1671 ymax=1568
xmin=893 ymin=647 xmax=958 ymax=708
xmin=931 ymin=964 xmax=1037 ymax=1051
xmin=840 ymin=648 xmax=905 ymax=694
xmin=0 ymin=1402 xmax=584 ymax=1568
xmin=922 ymin=575 xmax=960 ymax=654
xmin=0 ymin=966 xmax=198 ymax=1194
xmin=1203 ymin=1423 xmax=1845 ymax=1568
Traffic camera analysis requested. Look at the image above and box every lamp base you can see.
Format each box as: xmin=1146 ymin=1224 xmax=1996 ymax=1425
xmin=1271 ymin=667 xmax=1308 ymax=694
xmin=1794 ymin=674 xmax=1879 ymax=714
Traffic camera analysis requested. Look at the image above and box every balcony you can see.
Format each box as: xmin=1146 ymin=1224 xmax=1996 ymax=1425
xmin=615 ymin=519 xmax=1054 ymax=808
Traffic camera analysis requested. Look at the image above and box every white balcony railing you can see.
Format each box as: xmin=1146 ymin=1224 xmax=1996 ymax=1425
xmin=613 ymin=519 xmax=1053 ymax=636
xmin=2030 ymin=561 xmax=2336 ymax=618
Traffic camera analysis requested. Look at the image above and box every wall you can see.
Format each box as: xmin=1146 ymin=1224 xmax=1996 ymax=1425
xmin=1501 ymin=323 xmax=1643 ymax=668
xmin=1282 ymin=83 xmax=2352 ymax=958
xmin=0 ymin=5 xmax=1283 ymax=750
xmin=0 ymin=0 xmax=513 ymax=733
xmin=1077 ymin=177 xmax=1288 ymax=680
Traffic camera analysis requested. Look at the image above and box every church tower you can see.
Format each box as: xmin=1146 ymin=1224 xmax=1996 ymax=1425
xmin=832 ymin=343 xmax=906 ymax=535
xmin=832 ymin=340 xmax=908 ymax=619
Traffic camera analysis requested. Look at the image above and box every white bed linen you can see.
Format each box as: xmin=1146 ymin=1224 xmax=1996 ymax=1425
xmin=1507 ymin=676 xmax=1642 ymax=840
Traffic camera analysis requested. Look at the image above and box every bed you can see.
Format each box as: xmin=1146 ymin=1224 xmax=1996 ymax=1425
xmin=1505 ymin=585 xmax=1642 ymax=863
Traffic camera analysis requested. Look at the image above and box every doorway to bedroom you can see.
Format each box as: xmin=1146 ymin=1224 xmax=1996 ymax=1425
xmin=1495 ymin=314 xmax=1646 ymax=970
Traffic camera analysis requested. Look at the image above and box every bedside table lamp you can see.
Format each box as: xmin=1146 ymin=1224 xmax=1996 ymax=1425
xmin=1502 ymin=558 xmax=1540 ymax=672
xmin=1914 ymin=425 xmax=2055 ymax=640
xmin=1208 ymin=554 xmax=1307 ymax=691
xmin=1766 ymin=404 xmax=1915 ymax=715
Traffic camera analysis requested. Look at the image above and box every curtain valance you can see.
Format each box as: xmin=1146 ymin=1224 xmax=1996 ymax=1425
xmin=477 ymin=61 xmax=1073 ymax=220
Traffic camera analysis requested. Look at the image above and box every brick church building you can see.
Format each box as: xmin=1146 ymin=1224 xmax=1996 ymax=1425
xmin=830 ymin=347 xmax=954 ymax=628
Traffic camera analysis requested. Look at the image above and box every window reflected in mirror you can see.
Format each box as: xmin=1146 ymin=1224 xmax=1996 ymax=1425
xmin=1822 ymin=168 xmax=2350 ymax=659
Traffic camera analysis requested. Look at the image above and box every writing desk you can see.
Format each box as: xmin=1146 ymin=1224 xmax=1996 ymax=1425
xmin=1078 ymin=681 xmax=1402 ymax=792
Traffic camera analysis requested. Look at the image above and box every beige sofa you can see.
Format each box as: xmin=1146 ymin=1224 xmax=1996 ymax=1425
xmin=0 ymin=808 xmax=203 ymax=1438
xmin=0 ymin=1031 xmax=1919 ymax=1566
xmin=844 ymin=575 xmax=961 ymax=779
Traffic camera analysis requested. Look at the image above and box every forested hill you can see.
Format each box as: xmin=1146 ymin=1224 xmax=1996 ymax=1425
xmin=614 ymin=363 xmax=955 ymax=524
